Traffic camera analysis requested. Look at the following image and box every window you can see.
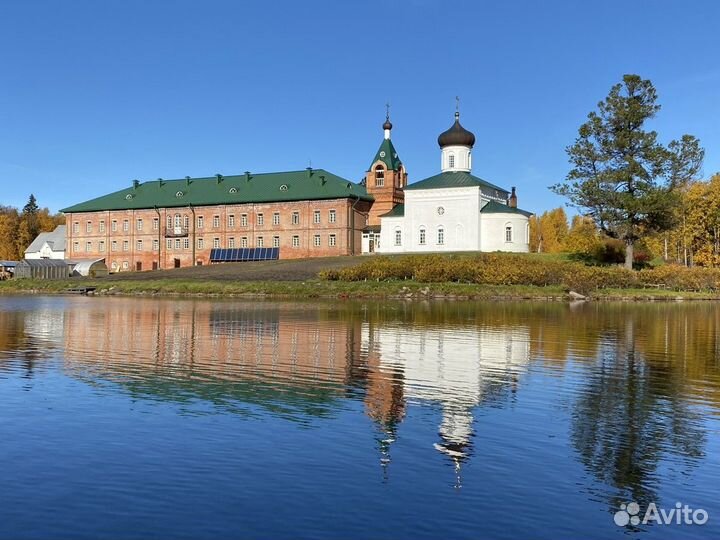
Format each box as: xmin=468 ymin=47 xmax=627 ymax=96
xmin=505 ymin=225 xmax=513 ymax=243
xmin=123 ymin=240 xmax=129 ymax=251
xmin=241 ymin=237 xmax=248 ymax=248
xmin=85 ymin=241 xmax=91 ymax=252
xmin=273 ymin=236 xmax=280 ymax=248
xmin=292 ymin=211 xmax=300 ymax=225
xmin=86 ymin=221 xmax=92 ymax=233
xmin=292 ymin=235 xmax=300 ymax=247
xmin=111 ymin=262 xmax=118 ymax=270
xmin=73 ymin=222 xmax=79 ymax=233
xmin=329 ymin=234 xmax=336 ymax=247
xmin=257 ymin=213 xmax=264 ymax=226
xmin=273 ymin=212 xmax=280 ymax=225
xmin=99 ymin=220 xmax=105 ymax=233
xmin=99 ymin=241 xmax=105 ymax=252
xmin=375 ymin=165 xmax=385 ymax=187
xmin=257 ymin=236 xmax=264 ymax=248
xmin=448 ymin=154 xmax=455 ymax=168
xmin=183 ymin=215 xmax=189 ymax=228
xmin=313 ymin=210 xmax=321 ymax=224
xmin=197 ymin=216 xmax=204 ymax=229
xmin=228 ymin=237 xmax=235 ymax=248
xmin=213 ymin=238 xmax=220 ymax=249
xmin=136 ymin=240 xmax=143 ymax=251
xmin=228 ymin=214 xmax=235 ymax=227
xmin=213 ymin=215 xmax=220 ymax=228
xmin=174 ymin=214 xmax=181 ymax=227
xmin=314 ymin=234 xmax=321 ymax=247
xmin=152 ymin=239 xmax=159 ymax=251
xmin=329 ymin=210 xmax=336 ymax=223
xmin=166 ymin=216 xmax=172 ymax=229
xmin=197 ymin=238 xmax=204 ymax=250
xmin=166 ymin=239 xmax=172 ymax=250
xmin=419 ymin=228 xmax=426 ymax=245
xmin=123 ymin=220 xmax=129 ymax=232
xmin=112 ymin=240 xmax=118 ymax=252
xmin=152 ymin=218 xmax=159 ymax=230
xmin=136 ymin=218 xmax=143 ymax=231
xmin=174 ymin=239 xmax=181 ymax=250
xmin=240 ymin=214 xmax=248 ymax=227
xmin=183 ymin=238 xmax=190 ymax=250
xmin=395 ymin=229 xmax=402 ymax=246
xmin=122 ymin=261 xmax=129 ymax=269
xmin=112 ymin=220 xmax=118 ymax=232
xmin=437 ymin=228 xmax=444 ymax=245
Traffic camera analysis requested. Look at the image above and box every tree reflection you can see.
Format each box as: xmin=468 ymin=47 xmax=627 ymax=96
xmin=571 ymin=316 xmax=706 ymax=512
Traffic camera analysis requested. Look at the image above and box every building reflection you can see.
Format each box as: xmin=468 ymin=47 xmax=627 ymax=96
xmin=54 ymin=298 xmax=720 ymax=499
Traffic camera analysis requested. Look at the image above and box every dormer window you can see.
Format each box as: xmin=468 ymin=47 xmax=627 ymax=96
xmin=375 ymin=165 xmax=385 ymax=187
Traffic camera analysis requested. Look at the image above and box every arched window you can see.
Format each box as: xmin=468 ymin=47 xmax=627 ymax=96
xmin=419 ymin=228 xmax=426 ymax=245
xmin=174 ymin=214 xmax=181 ymax=227
xmin=505 ymin=224 xmax=513 ymax=242
xmin=437 ymin=227 xmax=444 ymax=245
xmin=394 ymin=228 xmax=402 ymax=246
xmin=375 ymin=165 xmax=385 ymax=187
xmin=448 ymin=154 xmax=455 ymax=169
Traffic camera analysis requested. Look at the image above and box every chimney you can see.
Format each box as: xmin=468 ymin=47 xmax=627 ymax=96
xmin=216 ymin=173 xmax=223 ymax=184
xmin=509 ymin=186 xmax=517 ymax=208
xmin=132 ymin=179 xmax=140 ymax=189
xmin=306 ymin=167 xmax=313 ymax=178
xmin=185 ymin=176 xmax=192 ymax=186
xmin=245 ymin=171 xmax=251 ymax=182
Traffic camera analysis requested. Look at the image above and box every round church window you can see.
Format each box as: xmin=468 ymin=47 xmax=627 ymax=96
xmin=437 ymin=206 xmax=445 ymax=215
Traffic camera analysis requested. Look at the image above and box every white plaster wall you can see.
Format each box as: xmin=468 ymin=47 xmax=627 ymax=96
xmin=480 ymin=213 xmax=530 ymax=252
xmin=441 ymin=145 xmax=472 ymax=172
xmin=402 ymin=186 xmax=481 ymax=252
xmin=25 ymin=243 xmax=65 ymax=260
xmin=377 ymin=217 xmax=405 ymax=253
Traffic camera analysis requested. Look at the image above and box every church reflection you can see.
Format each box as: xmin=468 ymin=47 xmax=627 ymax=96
xmin=59 ymin=299 xmax=534 ymax=479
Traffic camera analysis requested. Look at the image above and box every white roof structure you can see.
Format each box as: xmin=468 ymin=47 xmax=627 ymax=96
xmin=25 ymin=225 xmax=67 ymax=259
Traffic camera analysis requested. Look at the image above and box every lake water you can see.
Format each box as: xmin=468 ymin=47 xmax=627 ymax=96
xmin=1 ymin=296 xmax=719 ymax=539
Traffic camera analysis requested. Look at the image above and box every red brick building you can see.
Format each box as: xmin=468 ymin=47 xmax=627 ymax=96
xmin=60 ymin=115 xmax=410 ymax=271
xmin=61 ymin=168 xmax=375 ymax=271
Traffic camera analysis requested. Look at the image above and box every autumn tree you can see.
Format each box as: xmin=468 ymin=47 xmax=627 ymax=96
xmin=529 ymin=208 xmax=568 ymax=253
xmin=564 ymin=215 xmax=601 ymax=257
xmin=0 ymin=207 xmax=21 ymax=260
xmin=553 ymin=74 xmax=704 ymax=269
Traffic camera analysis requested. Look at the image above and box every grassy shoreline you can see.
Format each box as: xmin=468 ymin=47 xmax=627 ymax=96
xmin=1 ymin=277 xmax=718 ymax=301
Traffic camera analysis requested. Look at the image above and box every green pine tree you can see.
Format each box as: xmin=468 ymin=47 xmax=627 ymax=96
xmin=552 ymin=75 xmax=704 ymax=269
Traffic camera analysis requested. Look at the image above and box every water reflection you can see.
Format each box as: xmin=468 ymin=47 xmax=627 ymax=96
xmin=2 ymin=297 xmax=720 ymax=530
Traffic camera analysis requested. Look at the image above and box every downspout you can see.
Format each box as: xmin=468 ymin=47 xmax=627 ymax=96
xmin=189 ymin=204 xmax=196 ymax=265
xmin=349 ymin=195 xmax=361 ymax=255
xmin=154 ymin=206 xmax=162 ymax=269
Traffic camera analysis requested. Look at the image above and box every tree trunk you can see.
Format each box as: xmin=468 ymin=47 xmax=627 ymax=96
xmin=625 ymin=240 xmax=634 ymax=270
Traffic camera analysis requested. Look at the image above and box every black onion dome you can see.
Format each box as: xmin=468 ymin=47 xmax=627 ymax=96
xmin=383 ymin=118 xmax=393 ymax=131
xmin=437 ymin=112 xmax=475 ymax=148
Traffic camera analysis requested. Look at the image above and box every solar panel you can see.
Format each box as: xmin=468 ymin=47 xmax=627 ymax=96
xmin=209 ymin=247 xmax=280 ymax=263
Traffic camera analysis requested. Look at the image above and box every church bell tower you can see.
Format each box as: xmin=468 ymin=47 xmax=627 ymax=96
xmin=366 ymin=107 xmax=407 ymax=226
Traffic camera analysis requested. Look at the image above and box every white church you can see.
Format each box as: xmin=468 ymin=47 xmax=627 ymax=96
xmin=362 ymin=109 xmax=531 ymax=254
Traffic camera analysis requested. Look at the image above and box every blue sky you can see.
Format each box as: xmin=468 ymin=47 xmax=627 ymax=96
xmin=1 ymin=0 xmax=719 ymax=214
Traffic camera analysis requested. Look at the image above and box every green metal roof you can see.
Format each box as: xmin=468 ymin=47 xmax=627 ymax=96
xmin=404 ymin=171 xmax=509 ymax=194
xmin=379 ymin=204 xmax=405 ymax=218
xmin=369 ymin=138 xmax=402 ymax=171
xmin=480 ymin=200 xmax=533 ymax=217
xmin=60 ymin=169 xmax=373 ymax=213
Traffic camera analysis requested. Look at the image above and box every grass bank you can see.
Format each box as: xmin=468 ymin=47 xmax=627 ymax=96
xmin=3 ymin=253 xmax=720 ymax=301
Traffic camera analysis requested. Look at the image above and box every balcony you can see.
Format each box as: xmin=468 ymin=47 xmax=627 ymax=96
xmin=164 ymin=226 xmax=189 ymax=238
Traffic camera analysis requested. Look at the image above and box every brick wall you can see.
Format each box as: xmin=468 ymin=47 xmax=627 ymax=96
xmin=65 ymin=197 xmax=372 ymax=271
